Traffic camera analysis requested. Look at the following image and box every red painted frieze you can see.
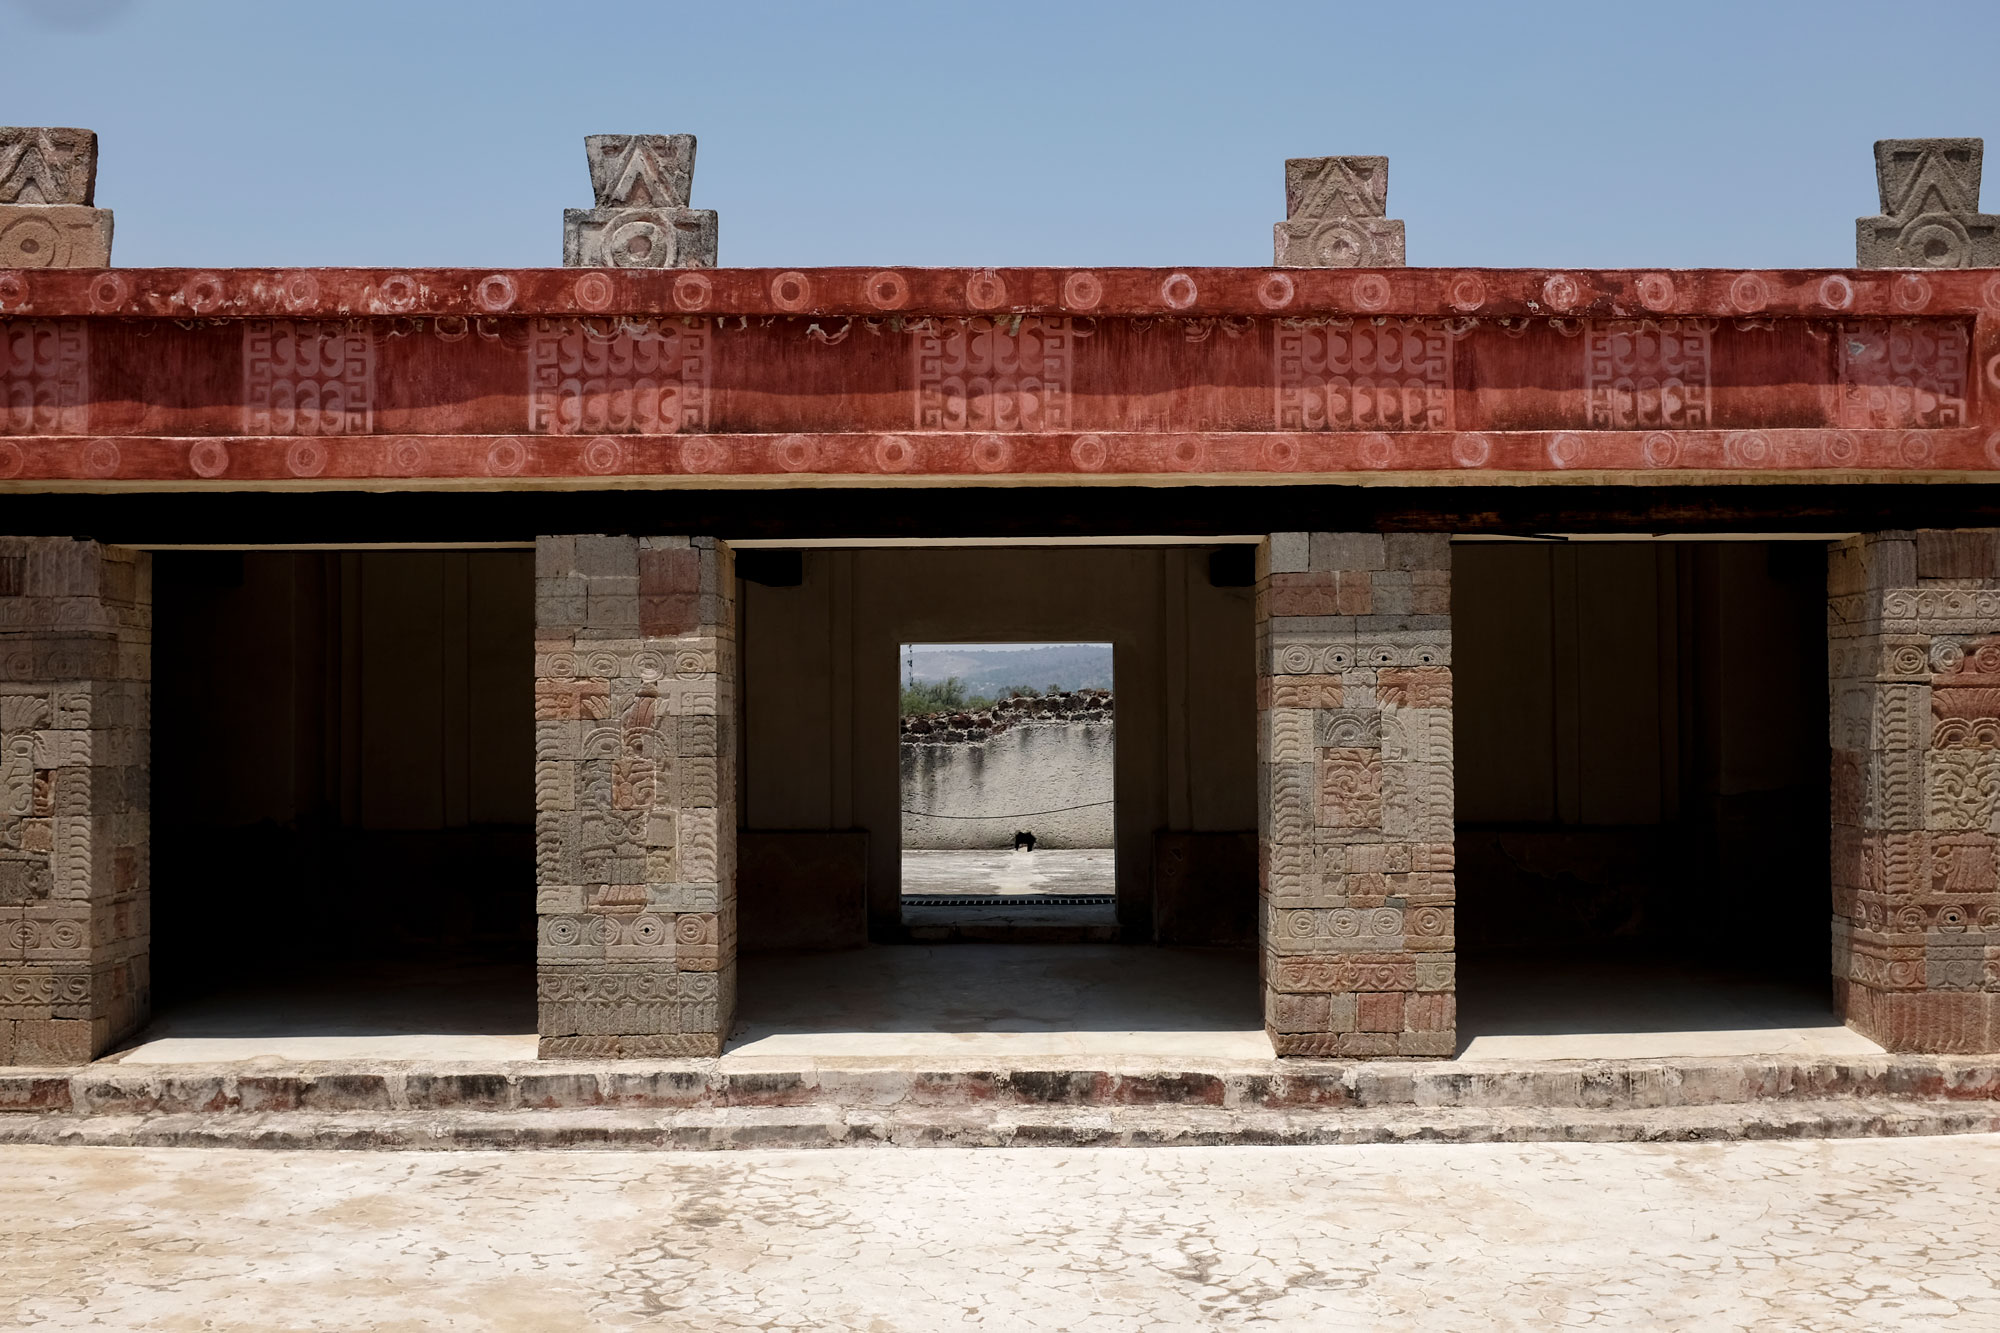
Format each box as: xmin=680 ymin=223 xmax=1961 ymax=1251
xmin=1 ymin=266 xmax=1997 ymax=487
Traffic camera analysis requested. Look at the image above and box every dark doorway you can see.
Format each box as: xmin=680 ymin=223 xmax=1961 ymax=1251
xmin=143 ymin=549 xmax=536 ymax=1048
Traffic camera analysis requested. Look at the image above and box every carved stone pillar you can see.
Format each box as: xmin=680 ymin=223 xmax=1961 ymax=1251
xmin=1257 ymin=532 xmax=1454 ymax=1057
xmin=0 ymin=538 xmax=149 ymax=1065
xmin=1830 ymin=530 xmax=2000 ymax=1052
xmin=534 ymin=535 xmax=736 ymax=1057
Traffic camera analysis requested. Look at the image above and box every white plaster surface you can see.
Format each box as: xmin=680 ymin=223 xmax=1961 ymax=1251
xmin=6 ymin=1137 xmax=2000 ymax=1329
xmin=901 ymin=847 xmax=1115 ymax=895
xmin=901 ymin=720 xmax=1115 ymax=848
xmin=94 ymin=949 xmax=1883 ymax=1067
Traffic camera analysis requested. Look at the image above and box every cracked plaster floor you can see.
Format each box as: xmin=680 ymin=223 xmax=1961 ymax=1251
xmin=4 ymin=1136 xmax=1999 ymax=1330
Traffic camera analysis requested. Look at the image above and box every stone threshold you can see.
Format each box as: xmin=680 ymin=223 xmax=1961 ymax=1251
xmin=4 ymin=1054 xmax=1998 ymax=1123
xmin=3 ymin=1099 xmax=1997 ymax=1152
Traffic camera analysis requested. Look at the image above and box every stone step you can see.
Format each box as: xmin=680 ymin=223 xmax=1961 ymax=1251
xmin=5 ymin=1053 xmax=2000 ymax=1119
xmin=3 ymin=1097 xmax=1997 ymax=1152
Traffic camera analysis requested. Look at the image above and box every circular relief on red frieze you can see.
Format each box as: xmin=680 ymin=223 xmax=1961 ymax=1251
xmin=1819 ymin=275 xmax=1855 ymax=311
xmin=583 ymin=436 xmax=623 ymax=474
xmin=1636 ymin=272 xmax=1676 ymax=313
xmin=84 ymin=441 xmax=120 ymax=477
xmin=89 ymin=272 xmax=129 ymax=312
xmin=1893 ymin=272 xmax=1934 ymax=311
xmin=475 ymin=274 xmax=517 ymax=313
xmin=1351 ymin=274 xmax=1390 ymax=312
xmin=183 ymin=272 xmax=225 ymax=315
xmin=487 ymin=437 xmax=528 ymax=476
xmin=1823 ymin=430 xmax=1858 ymax=467
xmin=673 ymin=272 xmax=711 ymax=312
xmin=1900 ymin=430 xmax=1935 ymax=467
xmin=0 ymin=272 xmax=27 ymax=310
xmin=188 ymin=440 xmax=230 ymax=478
xmin=287 ymin=440 xmax=328 ymax=478
xmin=1063 ymin=270 xmax=1103 ymax=311
xmin=865 ymin=270 xmax=909 ymax=311
xmin=771 ymin=270 xmax=811 ymax=312
xmin=1983 ymin=275 xmax=2000 ymax=314
xmin=966 ymin=269 xmax=1007 ymax=311
xmin=0 ymin=443 xmax=24 ymax=479
xmin=388 ymin=438 xmax=430 ymax=475
xmin=1729 ymin=273 xmax=1769 ymax=314
xmin=1986 ymin=431 xmax=2000 ymax=469
xmin=574 ymin=271 xmax=615 ymax=311
xmin=1160 ymin=272 xmax=1199 ymax=310
xmin=1451 ymin=433 xmax=1492 ymax=468
xmin=1643 ymin=431 xmax=1679 ymax=468
xmin=1071 ymin=434 xmax=1108 ymax=472
xmin=279 ymin=271 xmax=319 ymax=312
xmin=774 ymin=434 xmax=817 ymax=472
xmin=1987 ymin=352 xmax=2000 ymax=391
xmin=1360 ymin=433 xmax=1396 ymax=468
xmin=1445 ymin=272 xmax=1486 ymax=313
xmin=680 ymin=438 xmax=724 ymax=473
xmin=1547 ymin=432 xmax=1585 ymax=468
xmin=1256 ymin=272 xmax=1295 ymax=311
xmin=873 ymin=434 xmax=917 ymax=473
xmin=1725 ymin=430 xmax=1772 ymax=466
xmin=376 ymin=273 xmax=419 ymax=314
xmin=1540 ymin=273 xmax=1581 ymax=311
xmin=972 ymin=434 xmax=1012 ymax=473
xmin=1262 ymin=437 xmax=1300 ymax=471
xmin=1166 ymin=436 xmax=1206 ymax=471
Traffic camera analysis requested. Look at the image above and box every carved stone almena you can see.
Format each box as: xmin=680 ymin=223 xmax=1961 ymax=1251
xmin=0 ymin=127 xmax=112 ymax=269
xmin=1857 ymin=138 xmax=2000 ymax=269
xmin=563 ymin=134 xmax=717 ymax=269
xmin=1274 ymin=156 xmax=1405 ymax=268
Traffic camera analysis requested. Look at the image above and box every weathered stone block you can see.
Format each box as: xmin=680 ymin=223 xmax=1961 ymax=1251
xmin=0 ymin=205 xmax=112 ymax=268
xmin=563 ymin=207 xmax=718 ymax=269
xmin=0 ymin=128 xmax=97 ymax=205
xmin=1857 ymin=138 xmax=2000 ymax=269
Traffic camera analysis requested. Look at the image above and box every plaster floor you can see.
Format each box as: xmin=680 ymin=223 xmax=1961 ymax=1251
xmin=900 ymin=847 xmax=1114 ymax=896
xmin=7 ymin=1136 xmax=2000 ymax=1330
xmin=96 ymin=949 xmax=1878 ymax=1067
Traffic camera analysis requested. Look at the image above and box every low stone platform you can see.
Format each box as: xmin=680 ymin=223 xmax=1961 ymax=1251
xmin=4 ymin=1053 xmax=1998 ymax=1151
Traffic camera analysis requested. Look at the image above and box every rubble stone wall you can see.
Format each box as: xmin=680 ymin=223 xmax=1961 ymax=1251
xmin=1831 ymin=530 xmax=2000 ymax=1052
xmin=0 ymin=538 xmax=149 ymax=1065
xmin=534 ymin=534 xmax=736 ymax=1058
xmin=1257 ymin=532 xmax=1454 ymax=1057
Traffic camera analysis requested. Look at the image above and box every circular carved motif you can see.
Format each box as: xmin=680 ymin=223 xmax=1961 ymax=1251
xmin=770 ymin=271 xmax=812 ymax=312
xmin=1819 ymin=275 xmax=1855 ymax=311
xmin=673 ymin=272 xmax=711 ymax=311
xmin=1445 ymin=272 xmax=1486 ymax=313
xmin=583 ymin=436 xmax=623 ymax=474
xmin=286 ymin=440 xmax=328 ymax=478
xmin=89 ymin=273 xmax=129 ymax=312
xmin=486 ymin=437 xmax=528 ymax=476
xmin=475 ymin=274 xmax=517 ymax=313
xmin=183 ymin=273 xmax=226 ymax=315
xmin=874 ymin=435 xmax=917 ymax=473
xmin=188 ymin=440 xmax=230 ymax=478
xmin=1063 ymin=271 xmax=1104 ymax=310
xmin=972 ymin=434 xmax=1012 ymax=472
xmin=1160 ymin=272 xmax=1199 ymax=310
xmin=1256 ymin=273 xmax=1295 ymax=310
xmin=1540 ymin=273 xmax=1582 ymax=311
xmin=1729 ymin=273 xmax=1769 ymax=314
xmin=1636 ymin=273 xmax=1676 ymax=312
xmin=1071 ymin=435 xmax=1108 ymax=471
xmin=965 ymin=269 xmax=1007 ymax=310
xmin=1451 ymin=434 xmax=1492 ymax=468
xmin=573 ymin=271 xmax=616 ymax=311
xmin=0 ymin=214 xmax=61 ymax=268
xmin=1351 ymin=274 xmax=1390 ymax=312
xmin=774 ymin=434 xmax=817 ymax=472
xmin=865 ymin=270 xmax=909 ymax=310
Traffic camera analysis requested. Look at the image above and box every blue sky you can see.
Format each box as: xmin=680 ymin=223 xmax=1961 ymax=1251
xmin=8 ymin=0 xmax=1999 ymax=270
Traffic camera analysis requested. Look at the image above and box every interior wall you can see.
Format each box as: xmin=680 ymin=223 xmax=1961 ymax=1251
xmin=1453 ymin=541 xmax=1828 ymax=974
xmin=151 ymin=550 xmax=534 ymax=997
xmin=741 ymin=547 xmax=1257 ymax=936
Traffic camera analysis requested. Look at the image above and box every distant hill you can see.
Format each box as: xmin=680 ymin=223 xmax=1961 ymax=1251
xmin=904 ymin=643 xmax=1113 ymax=698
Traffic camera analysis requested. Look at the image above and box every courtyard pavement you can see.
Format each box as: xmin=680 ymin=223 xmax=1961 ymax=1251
xmin=4 ymin=1136 xmax=1998 ymax=1329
